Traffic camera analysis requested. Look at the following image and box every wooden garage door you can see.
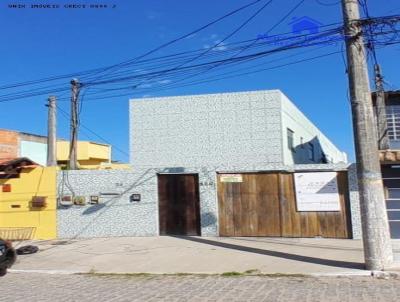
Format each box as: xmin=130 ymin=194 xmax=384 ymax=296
xmin=217 ymin=172 xmax=352 ymax=238
xmin=218 ymin=173 xmax=281 ymax=236
xmin=158 ymin=174 xmax=201 ymax=236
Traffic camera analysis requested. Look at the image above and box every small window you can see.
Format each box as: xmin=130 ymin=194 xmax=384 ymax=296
xmin=287 ymin=128 xmax=294 ymax=151
xmin=300 ymin=137 xmax=305 ymax=148
xmin=307 ymin=142 xmax=315 ymax=161
xmin=388 ymin=188 xmax=400 ymax=199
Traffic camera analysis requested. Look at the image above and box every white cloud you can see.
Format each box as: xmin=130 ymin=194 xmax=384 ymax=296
xmin=147 ymin=11 xmax=162 ymax=20
xmin=185 ymin=33 xmax=197 ymax=40
xmin=203 ymin=41 xmax=228 ymax=51
xmin=158 ymin=80 xmax=172 ymax=84
xmin=214 ymin=42 xmax=227 ymax=51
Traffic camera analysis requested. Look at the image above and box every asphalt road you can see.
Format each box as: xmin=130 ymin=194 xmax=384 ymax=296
xmin=1 ymin=273 xmax=400 ymax=301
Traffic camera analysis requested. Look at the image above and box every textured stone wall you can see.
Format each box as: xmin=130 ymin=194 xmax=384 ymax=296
xmin=56 ymin=90 xmax=361 ymax=239
xmin=57 ymin=163 xmax=362 ymax=239
xmin=348 ymin=164 xmax=362 ymax=239
xmin=129 ymin=90 xmax=284 ymax=168
xmin=57 ymin=169 xmax=159 ymax=238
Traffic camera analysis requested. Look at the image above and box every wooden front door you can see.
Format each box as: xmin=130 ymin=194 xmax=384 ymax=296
xmin=158 ymin=174 xmax=201 ymax=236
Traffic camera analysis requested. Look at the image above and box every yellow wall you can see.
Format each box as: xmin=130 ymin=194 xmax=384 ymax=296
xmin=57 ymin=141 xmax=110 ymax=163
xmin=98 ymin=163 xmax=131 ymax=170
xmin=0 ymin=167 xmax=57 ymax=240
xmin=56 ymin=141 xmax=70 ymax=161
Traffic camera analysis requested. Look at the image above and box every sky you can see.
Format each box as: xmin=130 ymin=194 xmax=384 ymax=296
xmin=0 ymin=0 xmax=399 ymax=163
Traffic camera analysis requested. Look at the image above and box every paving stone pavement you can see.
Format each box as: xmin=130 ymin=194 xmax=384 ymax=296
xmin=1 ymin=273 xmax=400 ymax=302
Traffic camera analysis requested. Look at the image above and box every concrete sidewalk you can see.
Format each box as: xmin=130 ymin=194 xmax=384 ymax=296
xmin=10 ymin=236 xmax=385 ymax=275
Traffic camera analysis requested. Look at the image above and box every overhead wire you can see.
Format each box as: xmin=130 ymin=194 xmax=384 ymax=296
xmin=64 ymin=50 xmax=342 ymax=102
xmin=122 ymin=0 xmax=275 ymax=90
xmin=0 ymin=0 xmax=266 ymax=99
xmin=85 ymin=26 xmax=344 ymax=87
xmin=0 ymin=15 xmax=398 ymax=103
xmin=144 ymin=0 xmax=306 ymax=93
xmin=80 ymin=0 xmax=267 ymax=83
xmin=56 ymin=104 xmax=130 ymax=158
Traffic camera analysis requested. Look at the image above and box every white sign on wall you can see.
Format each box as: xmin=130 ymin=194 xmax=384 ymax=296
xmin=220 ymin=174 xmax=243 ymax=183
xmin=294 ymin=172 xmax=341 ymax=212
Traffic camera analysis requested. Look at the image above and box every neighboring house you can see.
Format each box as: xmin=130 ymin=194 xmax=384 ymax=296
xmin=0 ymin=129 xmax=119 ymax=169
xmin=56 ymin=141 xmax=112 ymax=169
xmin=0 ymin=130 xmax=47 ymax=166
xmin=0 ymin=158 xmax=57 ymax=240
xmin=373 ymin=90 xmax=400 ymax=238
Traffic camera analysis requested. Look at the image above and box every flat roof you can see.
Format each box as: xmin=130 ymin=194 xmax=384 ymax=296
xmin=0 ymin=129 xmax=109 ymax=147
xmin=129 ymin=89 xmax=283 ymax=102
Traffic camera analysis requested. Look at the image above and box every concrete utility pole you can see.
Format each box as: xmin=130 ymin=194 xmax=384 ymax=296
xmin=68 ymin=78 xmax=80 ymax=170
xmin=46 ymin=96 xmax=57 ymax=167
xmin=374 ymin=64 xmax=389 ymax=150
xmin=341 ymin=0 xmax=393 ymax=270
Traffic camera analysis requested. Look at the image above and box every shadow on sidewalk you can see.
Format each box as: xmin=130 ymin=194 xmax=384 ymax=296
xmin=173 ymin=236 xmax=365 ymax=270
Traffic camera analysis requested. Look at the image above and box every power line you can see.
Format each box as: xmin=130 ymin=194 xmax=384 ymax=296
xmin=0 ymin=25 xmax=342 ymax=103
xmin=0 ymin=0 xmax=265 ymax=92
xmin=85 ymin=27 xmax=344 ymax=87
xmin=149 ymin=0 xmax=306 ymax=94
xmin=75 ymin=0 xmax=274 ymax=118
xmin=56 ymin=104 xmax=129 ymax=158
xmin=82 ymin=23 xmax=343 ymax=87
xmin=124 ymin=0 xmax=274 ymax=90
xmin=54 ymin=28 xmax=348 ymax=101
xmin=65 ymin=50 xmax=341 ymax=102
xmin=80 ymin=0 xmax=267 ymax=83
xmin=81 ymin=23 xmax=396 ymax=90
xmin=0 ymin=15 xmax=398 ymax=103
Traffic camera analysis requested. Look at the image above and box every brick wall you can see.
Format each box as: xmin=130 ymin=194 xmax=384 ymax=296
xmin=0 ymin=129 xmax=18 ymax=159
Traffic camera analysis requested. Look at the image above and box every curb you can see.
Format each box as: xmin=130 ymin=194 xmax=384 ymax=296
xmin=8 ymin=269 xmax=400 ymax=278
xmin=9 ymin=269 xmax=83 ymax=275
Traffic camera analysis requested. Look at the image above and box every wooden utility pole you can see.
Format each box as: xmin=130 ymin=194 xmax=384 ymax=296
xmin=374 ymin=64 xmax=389 ymax=150
xmin=341 ymin=0 xmax=393 ymax=270
xmin=69 ymin=78 xmax=80 ymax=170
xmin=46 ymin=96 xmax=57 ymax=167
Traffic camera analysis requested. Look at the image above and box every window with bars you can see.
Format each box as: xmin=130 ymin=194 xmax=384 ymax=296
xmin=383 ymin=178 xmax=400 ymax=239
xmin=386 ymin=105 xmax=400 ymax=141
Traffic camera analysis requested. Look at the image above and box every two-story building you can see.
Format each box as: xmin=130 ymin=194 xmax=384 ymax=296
xmin=56 ymin=89 xmax=361 ymax=240
xmin=374 ymin=90 xmax=400 ymax=239
xmin=0 ymin=129 xmax=116 ymax=169
xmin=127 ymin=89 xmax=354 ymax=238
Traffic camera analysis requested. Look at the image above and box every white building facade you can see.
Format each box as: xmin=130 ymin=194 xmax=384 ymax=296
xmin=56 ymin=90 xmax=361 ymax=239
